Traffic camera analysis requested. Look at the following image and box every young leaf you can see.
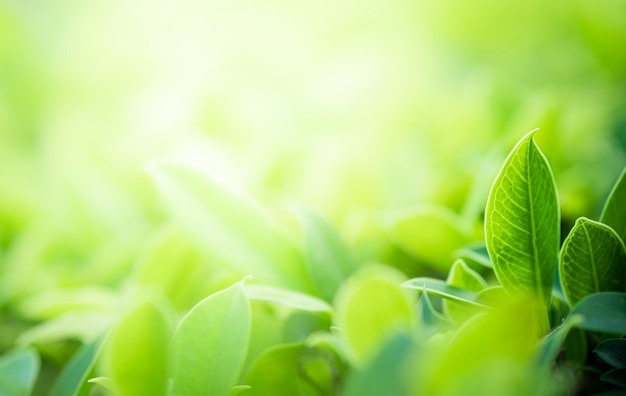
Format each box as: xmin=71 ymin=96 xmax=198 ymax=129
xmin=403 ymin=277 xmax=486 ymax=308
xmin=444 ymin=259 xmax=488 ymax=323
xmin=48 ymin=335 xmax=104 ymax=396
xmin=170 ymin=280 xmax=251 ymax=396
xmin=295 ymin=208 xmax=360 ymax=302
xmin=595 ymin=339 xmax=626 ymax=368
xmin=571 ymin=292 xmax=626 ymax=335
xmin=485 ymin=130 xmax=559 ymax=307
xmin=105 ymin=301 xmax=172 ymax=396
xmin=0 ymin=348 xmax=39 ymax=396
xmin=334 ymin=265 xmax=414 ymax=365
xmin=418 ymin=288 xmax=453 ymax=339
xmin=559 ymin=217 xmax=626 ymax=306
xmin=600 ymin=168 xmax=626 ymax=243
xmin=245 ymin=284 xmax=332 ymax=313
xmin=147 ymin=162 xmax=312 ymax=292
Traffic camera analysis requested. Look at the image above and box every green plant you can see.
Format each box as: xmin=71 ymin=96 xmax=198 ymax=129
xmin=0 ymin=131 xmax=624 ymax=396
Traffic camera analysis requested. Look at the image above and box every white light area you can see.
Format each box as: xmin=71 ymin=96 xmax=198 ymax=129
xmin=126 ymin=90 xmax=197 ymax=137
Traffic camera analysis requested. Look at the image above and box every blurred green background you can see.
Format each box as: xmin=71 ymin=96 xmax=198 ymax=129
xmin=0 ymin=0 xmax=625 ymax=349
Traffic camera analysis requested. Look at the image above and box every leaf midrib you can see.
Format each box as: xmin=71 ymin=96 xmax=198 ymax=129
xmin=527 ymin=140 xmax=544 ymax=304
xmin=582 ymin=221 xmax=600 ymax=293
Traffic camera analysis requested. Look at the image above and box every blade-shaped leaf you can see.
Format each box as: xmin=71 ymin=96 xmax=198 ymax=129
xmin=171 ymin=280 xmax=251 ymax=396
xmin=0 ymin=348 xmax=39 ymax=396
xmin=600 ymin=168 xmax=626 ymax=243
xmin=419 ymin=288 xmax=453 ymax=339
xmin=595 ymin=339 xmax=626 ymax=368
xmin=48 ymin=335 xmax=104 ymax=396
xmin=571 ymin=292 xmax=626 ymax=335
xmin=105 ymin=301 xmax=172 ymax=396
xmin=245 ymin=284 xmax=332 ymax=313
xmin=559 ymin=217 xmax=626 ymax=306
xmin=295 ymin=208 xmax=360 ymax=302
xmin=485 ymin=130 xmax=559 ymax=308
xmin=403 ymin=277 xmax=486 ymax=308
xmin=147 ymin=162 xmax=312 ymax=292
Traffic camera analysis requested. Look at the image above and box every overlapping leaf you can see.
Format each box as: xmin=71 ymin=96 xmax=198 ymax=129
xmin=600 ymin=168 xmax=626 ymax=243
xmin=560 ymin=217 xmax=626 ymax=305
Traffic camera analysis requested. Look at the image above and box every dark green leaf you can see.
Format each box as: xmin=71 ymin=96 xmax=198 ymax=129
xmin=560 ymin=217 xmax=626 ymax=305
xmin=485 ymin=130 xmax=559 ymax=308
xmin=596 ymin=339 xmax=626 ymax=368
xmin=571 ymin=292 xmax=626 ymax=335
xmin=601 ymin=368 xmax=626 ymax=389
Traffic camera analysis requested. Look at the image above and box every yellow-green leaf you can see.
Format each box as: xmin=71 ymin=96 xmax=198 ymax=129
xmin=600 ymin=168 xmax=626 ymax=243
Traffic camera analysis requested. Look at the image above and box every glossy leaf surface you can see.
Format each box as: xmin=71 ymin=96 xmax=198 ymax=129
xmin=485 ymin=130 xmax=559 ymax=306
xmin=595 ymin=339 xmax=626 ymax=368
xmin=170 ymin=280 xmax=251 ymax=396
xmin=560 ymin=217 xmax=626 ymax=305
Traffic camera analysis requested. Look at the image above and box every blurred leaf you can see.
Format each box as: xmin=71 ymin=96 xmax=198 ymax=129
xmin=230 ymin=385 xmax=252 ymax=395
xmin=0 ymin=348 xmax=39 ymax=396
xmin=560 ymin=217 xmax=626 ymax=305
xmin=296 ymin=208 xmax=360 ymax=302
xmin=105 ymin=300 xmax=172 ymax=396
xmin=16 ymin=287 xmax=117 ymax=321
xmin=334 ymin=265 xmax=414 ymax=364
xmin=444 ymin=259 xmax=487 ymax=324
xmin=86 ymin=377 xmax=114 ymax=391
xmin=534 ymin=313 xmax=583 ymax=371
xmin=245 ymin=285 xmax=332 ymax=313
xmin=48 ymin=334 xmax=104 ymax=396
xmin=283 ymin=311 xmax=331 ymax=344
xmin=601 ymin=368 xmax=626 ymax=389
xmin=418 ymin=288 xmax=453 ymax=339
xmin=455 ymin=245 xmax=493 ymax=269
xmin=387 ymin=205 xmax=469 ymax=272
xmin=485 ymin=130 xmax=559 ymax=312
xmin=340 ymin=333 xmax=414 ymax=396
xmin=595 ymin=339 xmax=626 ymax=369
xmin=147 ymin=162 xmax=312 ymax=292
xmin=403 ymin=277 xmax=486 ymax=308
xmin=600 ymin=168 xmax=626 ymax=242
xmin=571 ymin=292 xmax=626 ymax=335
xmin=17 ymin=312 xmax=113 ymax=347
xmin=170 ymin=280 xmax=251 ymax=396
xmin=562 ymin=327 xmax=587 ymax=367
xmin=244 ymin=343 xmax=337 ymax=396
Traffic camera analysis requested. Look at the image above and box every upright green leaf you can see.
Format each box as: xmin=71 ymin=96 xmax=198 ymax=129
xmin=296 ymin=208 xmax=360 ymax=302
xmin=571 ymin=292 xmax=626 ymax=335
xmin=600 ymin=168 xmax=626 ymax=243
xmin=560 ymin=217 xmax=626 ymax=306
xmin=334 ymin=265 xmax=414 ymax=365
xmin=485 ymin=130 xmax=559 ymax=308
xmin=170 ymin=280 xmax=251 ymax=396
xmin=0 ymin=348 xmax=39 ymax=396
xmin=147 ymin=162 xmax=312 ymax=292
xmin=48 ymin=335 xmax=104 ymax=396
xmin=105 ymin=301 xmax=172 ymax=396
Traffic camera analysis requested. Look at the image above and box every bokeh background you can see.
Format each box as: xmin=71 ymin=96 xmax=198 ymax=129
xmin=1 ymin=0 xmax=625 ymax=381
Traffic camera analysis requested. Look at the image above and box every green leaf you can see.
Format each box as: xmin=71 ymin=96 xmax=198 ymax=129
xmin=334 ymin=265 xmax=414 ymax=364
xmin=105 ymin=301 xmax=172 ymax=396
xmin=244 ymin=285 xmax=332 ymax=313
xmin=147 ymin=162 xmax=312 ymax=292
xmin=0 ymin=348 xmax=39 ymax=396
xmin=170 ymin=280 xmax=251 ymax=396
xmin=485 ymin=130 xmax=559 ymax=308
xmin=48 ymin=335 xmax=104 ymax=396
xmin=601 ymin=368 xmax=626 ymax=388
xmin=387 ymin=205 xmax=469 ymax=272
xmin=534 ymin=313 xmax=584 ymax=371
xmin=230 ymin=385 xmax=252 ymax=395
xmin=595 ymin=339 xmax=626 ymax=368
xmin=340 ymin=333 xmax=414 ymax=396
xmin=402 ymin=277 xmax=486 ymax=308
xmin=244 ymin=343 xmax=339 ymax=396
xmin=571 ymin=292 xmax=626 ymax=335
xmin=444 ymin=259 xmax=488 ymax=324
xmin=296 ymin=208 xmax=360 ymax=302
xmin=560 ymin=217 xmax=626 ymax=306
xmin=600 ymin=168 xmax=626 ymax=243
xmin=418 ymin=288 xmax=453 ymax=339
